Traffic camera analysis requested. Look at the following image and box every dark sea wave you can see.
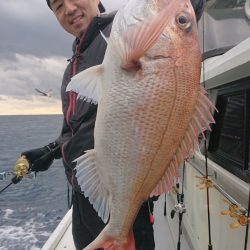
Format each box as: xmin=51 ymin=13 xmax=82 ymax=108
xmin=0 ymin=115 xmax=69 ymax=250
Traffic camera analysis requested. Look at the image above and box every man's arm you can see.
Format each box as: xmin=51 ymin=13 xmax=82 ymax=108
xmin=20 ymin=116 xmax=72 ymax=172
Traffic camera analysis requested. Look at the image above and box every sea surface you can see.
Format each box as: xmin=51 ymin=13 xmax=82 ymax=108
xmin=0 ymin=115 xmax=69 ymax=250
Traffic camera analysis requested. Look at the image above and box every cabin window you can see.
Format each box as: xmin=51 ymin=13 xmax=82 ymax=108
xmin=208 ymin=78 xmax=250 ymax=182
xmin=198 ymin=0 xmax=250 ymax=59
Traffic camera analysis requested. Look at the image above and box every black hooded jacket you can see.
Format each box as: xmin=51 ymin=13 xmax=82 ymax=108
xmin=55 ymin=13 xmax=115 ymax=192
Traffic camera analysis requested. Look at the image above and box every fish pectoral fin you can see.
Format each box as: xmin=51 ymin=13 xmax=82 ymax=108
xmin=66 ymin=65 xmax=104 ymax=104
xmin=111 ymin=1 xmax=178 ymax=70
xmin=75 ymin=149 xmax=110 ymax=223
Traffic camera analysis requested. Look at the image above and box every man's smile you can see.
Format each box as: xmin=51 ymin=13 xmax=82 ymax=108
xmin=70 ymin=15 xmax=84 ymax=25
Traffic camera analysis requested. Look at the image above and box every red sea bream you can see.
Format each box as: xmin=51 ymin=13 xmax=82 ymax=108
xmin=66 ymin=0 xmax=215 ymax=249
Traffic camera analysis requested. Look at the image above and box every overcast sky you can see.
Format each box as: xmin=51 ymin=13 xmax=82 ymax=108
xmin=0 ymin=0 xmax=127 ymax=115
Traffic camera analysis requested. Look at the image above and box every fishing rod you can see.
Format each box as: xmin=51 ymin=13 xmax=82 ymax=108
xmin=201 ymin=5 xmax=213 ymax=249
xmin=164 ymin=193 xmax=167 ymax=216
xmin=243 ymin=86 xmax=250 ymax=250
xmin=170 ymin=162 xmax=186 ymax=250
xmin=204 ymin=137 xmax=213 ymax=250
xmin=244 ymin=186 xmax=250 ymax=250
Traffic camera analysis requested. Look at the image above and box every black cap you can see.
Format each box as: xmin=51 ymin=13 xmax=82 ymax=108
xmin=98 ymin=2 xmax=105 ymax=13
xmin=191 ymin=0 xmax=205 ymax=21
xmin=46 ymin=1 xmax=106 ymax=13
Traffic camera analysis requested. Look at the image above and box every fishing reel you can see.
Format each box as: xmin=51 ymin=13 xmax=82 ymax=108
xmin=171 ymin=182 xmax=186 ymax=219
xmin=0 ymin=158 xmax=34 ymax=194
xmin=171 ymin=202 xmax=187 ymax=219
xmin=13 ymin=158 xmax=30 ymax=178
xmin=221 ymin=199 xmax=250 ymax=229
xmin=11 ymin=158 xmax=35 ymax=183
xmin=0 ymin=158 xmax=30 ymax=182
xmin=196 ymin=176 xmax=214 ymax=189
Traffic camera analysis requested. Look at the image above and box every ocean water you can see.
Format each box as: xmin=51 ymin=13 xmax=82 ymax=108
xmin=0 ymin=115 xmax=69 ymax=250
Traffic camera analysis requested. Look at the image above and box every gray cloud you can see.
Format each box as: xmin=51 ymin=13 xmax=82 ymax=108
xmin=0 ymin=0 xmax=73 ymax=59
xmin=0 ymin=54 xmax=67 ymax=98
xmin=0 ymin=0 xmax=127 ymax=59
xmin=0 ymin=0 xmax=128 ymax=114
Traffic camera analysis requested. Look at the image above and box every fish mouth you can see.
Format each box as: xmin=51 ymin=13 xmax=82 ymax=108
xmin=153 ymin=55 xmax=173 ymax=60
xmin=144 ymin=54 xmax=173 ymax=61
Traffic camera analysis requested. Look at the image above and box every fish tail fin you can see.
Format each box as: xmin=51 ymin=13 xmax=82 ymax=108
xmin=84 ymin=227 xmax=135 ymax=250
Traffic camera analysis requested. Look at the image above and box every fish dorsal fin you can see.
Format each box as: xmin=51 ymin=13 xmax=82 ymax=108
xmin=111 ymin=1 xmax=178 ymax=70
xmin=150 ymin=85 xmax=216 ymax=197
xmin=75 ymin=149 xmax=110 ymax=223
xmin=66 ymin=65 xmax=104 ymax=104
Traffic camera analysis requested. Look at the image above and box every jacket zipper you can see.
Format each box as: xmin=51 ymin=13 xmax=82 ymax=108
xmin=62 ymin=35 xmax=86 ymax=189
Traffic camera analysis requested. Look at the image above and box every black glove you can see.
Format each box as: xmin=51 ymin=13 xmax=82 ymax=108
xmin=191 ymin=0 xmax=205 ymax=21
xmin=21 ymin=142 xmax=61 ymax=172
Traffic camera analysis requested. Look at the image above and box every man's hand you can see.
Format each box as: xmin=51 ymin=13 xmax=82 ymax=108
xmin=21 ymin=142 xmax=61 ymax=172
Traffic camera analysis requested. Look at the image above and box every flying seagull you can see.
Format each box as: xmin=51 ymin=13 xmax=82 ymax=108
xmin=35 ymin=88 xmax=53 ymax=97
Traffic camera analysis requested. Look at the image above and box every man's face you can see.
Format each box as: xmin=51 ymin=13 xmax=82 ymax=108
xmin=50 ymin=0 xmax=100 ymax=37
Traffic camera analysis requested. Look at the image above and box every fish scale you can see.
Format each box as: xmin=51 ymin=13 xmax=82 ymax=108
xmin=66 ymin=0 xmax=215 ymax=249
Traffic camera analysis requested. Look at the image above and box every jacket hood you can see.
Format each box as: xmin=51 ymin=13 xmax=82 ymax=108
xmin=71 ymin=12 xmax=116 ymax=54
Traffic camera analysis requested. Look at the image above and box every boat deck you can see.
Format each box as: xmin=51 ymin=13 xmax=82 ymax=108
xmin=42 ymin=195 xmax=191 ymax=250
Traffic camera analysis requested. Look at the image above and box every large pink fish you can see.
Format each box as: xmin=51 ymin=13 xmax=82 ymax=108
xmin=67 ymin=0 xmax=215 ymax=249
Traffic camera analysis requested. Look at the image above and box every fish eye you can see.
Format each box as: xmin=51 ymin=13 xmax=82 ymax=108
xmin=176 ymin=13 xmax=192 ymax=31
xmin=178 ymin=15 xmax=187 ymax=24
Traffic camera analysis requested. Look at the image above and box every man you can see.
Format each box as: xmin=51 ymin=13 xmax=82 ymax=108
xmin=20 ymin=0 xmax=205 ymax=249
xmin=21 ymin=1 xmax=156 ymax=249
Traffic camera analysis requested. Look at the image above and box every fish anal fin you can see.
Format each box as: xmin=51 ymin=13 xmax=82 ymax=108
xmin=66 ymin=65 xmax=104 ymax=104
xmin=75 ymin=149 xmax=110 ymax=223
xmin=150 ymin=166 xmax=176 ymax=197
xmin=112 ymin=1 xmax=178 ymax=70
